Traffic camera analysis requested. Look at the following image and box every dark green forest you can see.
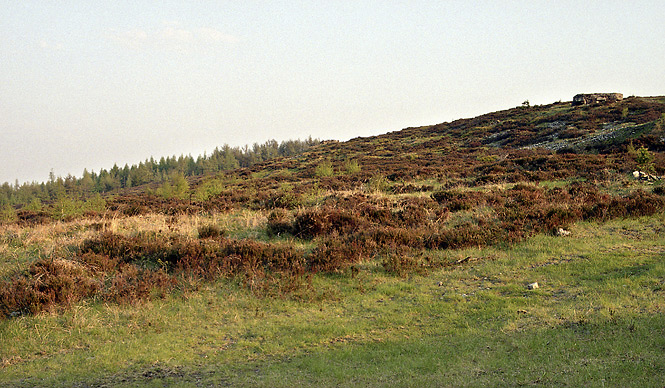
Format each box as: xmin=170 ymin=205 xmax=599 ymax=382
xmin=1 ymin=138 xmax=319 ymax=211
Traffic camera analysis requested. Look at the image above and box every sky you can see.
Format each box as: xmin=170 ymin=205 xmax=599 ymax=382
xmin=2 ymin=1 xmax=664 ymax=185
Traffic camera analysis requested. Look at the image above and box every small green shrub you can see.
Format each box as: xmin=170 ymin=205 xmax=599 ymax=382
xmin=365 ymin=175 xmax=390 ymax=194
xmin=0 ymin=204 xmax=17 ymax=223
xmin=84 ymin=193 xmax=106 ymax=213
xmin=477 ymin=154 xmax=499 ymax=163
xmin=157 ymin=173 xmax=190 ymax=200
xmin=193 ymin=177 xmax=227 ymax=202
xmin=314 ymin=160 xmax=335 ymax=177
xmin=50 ymin=197 xmax=86 ymax=221
xmin=343 ymin=159 xmax=361 ymax=174
xmin=635 ymin=146 xmax=655 ymax=173
xmin=25 ymin=198 xmax=43 ymax=212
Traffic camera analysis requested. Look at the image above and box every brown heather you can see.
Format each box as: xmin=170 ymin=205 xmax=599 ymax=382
xmin=2 ymin=96 xmax=665 ymax=318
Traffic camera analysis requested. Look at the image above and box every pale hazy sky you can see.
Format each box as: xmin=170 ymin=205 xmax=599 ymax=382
xmin=2 ymin=1 xmax=664 ymax=184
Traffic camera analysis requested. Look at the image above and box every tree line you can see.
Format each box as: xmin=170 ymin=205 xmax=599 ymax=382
xmin=1 ymin=138 xmax=320 ymax=208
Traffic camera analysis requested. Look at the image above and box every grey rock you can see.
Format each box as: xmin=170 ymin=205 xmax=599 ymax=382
xmin=572 ymin=93 xmax=623 ymax=106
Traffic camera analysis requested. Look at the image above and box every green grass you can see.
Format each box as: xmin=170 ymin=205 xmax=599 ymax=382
xmin=1 ymin=213 xmax=664 ymax=387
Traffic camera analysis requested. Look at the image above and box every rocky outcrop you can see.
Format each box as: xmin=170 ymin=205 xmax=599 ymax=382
xmin=572 ymin=93 xmax=623 ymax=106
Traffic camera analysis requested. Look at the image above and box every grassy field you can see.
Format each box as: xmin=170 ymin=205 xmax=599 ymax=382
xmin=1 ymin=212 xmax=663 ymax=387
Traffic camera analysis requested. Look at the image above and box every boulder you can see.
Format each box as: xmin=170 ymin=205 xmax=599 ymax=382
xmin=572 ymin=93 xmax=623 ymax=106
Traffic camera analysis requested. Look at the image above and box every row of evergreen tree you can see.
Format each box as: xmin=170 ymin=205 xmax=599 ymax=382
xmin=1 ymin=138 xmax=320 ymax=207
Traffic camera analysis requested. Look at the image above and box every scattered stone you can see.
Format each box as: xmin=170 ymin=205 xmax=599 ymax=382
xmin=527 ymin=282 xmax=539 ymax=290
xmin=557 ymin=228 xmax=571 ymax=237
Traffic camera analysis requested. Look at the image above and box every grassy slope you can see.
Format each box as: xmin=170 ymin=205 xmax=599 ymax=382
xmin=2 ymin=97 xmax=665 ymax=387
xmin=1 ymin=213 xmax=664 ymax=387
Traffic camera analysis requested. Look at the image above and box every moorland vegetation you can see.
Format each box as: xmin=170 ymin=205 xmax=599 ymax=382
xmin=1 ymin=96 xmax=664 ymax=386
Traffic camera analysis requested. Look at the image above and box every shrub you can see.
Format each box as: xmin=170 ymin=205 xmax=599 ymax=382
xmin=266 ymin=192 xmax=301 ymax=209
xmin=292 ymin=210 xmax=328 ymax=239
xmin=267 ymin=209 xmax=293 ymax=237
xmin=343 ymin=159 xmax=361 ymax=174
xmin=0 ymin=258 xmax=100 ymax=318
xmin=308 ymin=239 xmax=362 ymax=273
xmin=365 ymin=175 xmax=390 ymax=194
xmin=367 ymin=226 xmax=423 ymax=248
xmin=625 ymin=190 xmax=665 ymax=217
xmin=635 ymin=146 xmax=655 ymax=173
xmin=314 ymin=160 xmax=335 ymax=177
xmin=15 ymin=209 xmax=50 ymax=226
xmin=84 ymin=193 xmax=106 ymax=213
xmin=157 ymin=173 xmax=190 ymax=200
xmin=198 ymin=224 xmax=224 ymax=239
xmin=102 ymin=265 xmax=175 ymax=304
xmin=0 ymin=204 xmax=17 ymax=224
xmin=431 ymin=190 xmax=479 ymax=211
xmin=542 ymin=206 xmax=582 ymax=233
xmin=50 ymin=197 xmax=86 ymax=221
xmin=382 ymin=251 xmax=419 ymax=277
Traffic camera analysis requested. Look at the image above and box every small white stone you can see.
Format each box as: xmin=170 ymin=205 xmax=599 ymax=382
xmin=557 ymin=228 xmax=571 ymax=237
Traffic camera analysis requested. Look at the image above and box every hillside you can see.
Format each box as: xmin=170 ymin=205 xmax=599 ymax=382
xmin=102 ymin=95 xmax=665 ymax=216
xmin=1 ymin=96 xmax=665 ymax=386
xmin=3 ymin=94 xmax=665 ymax=302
